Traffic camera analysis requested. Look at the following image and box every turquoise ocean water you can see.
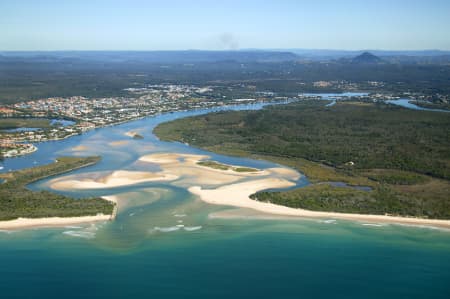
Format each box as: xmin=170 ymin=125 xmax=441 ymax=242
xmin=1 ymin=102 xmax=449 ymax=298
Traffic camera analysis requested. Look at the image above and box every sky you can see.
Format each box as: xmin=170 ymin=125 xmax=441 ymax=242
xmin=1 ymin=0 xmax=450 ymax=51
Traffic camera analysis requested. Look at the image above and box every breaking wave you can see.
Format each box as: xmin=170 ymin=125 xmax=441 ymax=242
xmin=361 ymin=223 xmax=384 ymax=227
xmin=152 ymin=226 xmax=181 ymax=233
xmin=63 ymin=230 xmax=96 ymax=239
xmin=319 ymin=219 xmax=337 ymax=224
xmin=150 ymin=225 xmax=203 ymax=233
xmin=183 ymin=226 xmax=202 ymax=231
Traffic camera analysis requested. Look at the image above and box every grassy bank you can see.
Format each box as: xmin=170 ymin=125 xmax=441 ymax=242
xmin=0 ymin=156 xmax=114 ymax=221
xmin=154 ymin=101 xmax=450 ymax=219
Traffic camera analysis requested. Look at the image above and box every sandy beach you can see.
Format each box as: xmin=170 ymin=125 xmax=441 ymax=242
xmin=0 ymin=214 xmax=112 ymax=230
xmin=47 ymin=152 xmax=450 ymax=229
xmin=190 ymin=180 xmax=450 ymax=229
xmin=0 ymin=196 xmax=117 ymax=230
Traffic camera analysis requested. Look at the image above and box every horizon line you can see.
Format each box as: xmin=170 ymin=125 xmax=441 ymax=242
xmin=1 ymin=48 xmax=450 ymax=53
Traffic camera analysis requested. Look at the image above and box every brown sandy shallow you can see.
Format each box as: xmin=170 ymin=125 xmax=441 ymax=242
xmin=72 ymin=145 xmax=88 ymax=151
xmin=108 ymin=140 xmax=130 ymax=147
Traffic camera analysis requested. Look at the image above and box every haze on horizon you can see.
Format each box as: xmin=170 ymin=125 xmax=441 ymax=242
xmin=1 ymin=0 xmax=450 ymax=51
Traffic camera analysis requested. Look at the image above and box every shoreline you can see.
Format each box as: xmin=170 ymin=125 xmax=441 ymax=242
xmin=48 ymin=152 xmax=450 ymax=229
xmin=189 ymin=179 xmax=450 ymax=229
xmin=0 ymin=99 xmax=286 ymax=160
xmin=0 ymin=196 xmax=117 ymax=230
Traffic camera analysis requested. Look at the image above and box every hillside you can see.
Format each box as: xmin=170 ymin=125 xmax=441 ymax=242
xmin=352 ymin=52 xmax=383 ymax=64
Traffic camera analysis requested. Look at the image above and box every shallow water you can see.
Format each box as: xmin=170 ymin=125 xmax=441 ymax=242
xmin=1 ymin=100 xmax=450 ymax=298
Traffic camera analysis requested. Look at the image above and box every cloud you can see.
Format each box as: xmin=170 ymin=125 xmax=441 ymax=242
xmin=219 ymin=33 xmax=239 ymax=50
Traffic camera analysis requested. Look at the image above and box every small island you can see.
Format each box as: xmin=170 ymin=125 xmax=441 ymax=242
xmin=125 ymin=131 xmax=144 ymax=139
xmin=197 ymin=160 xmax=259 ymax=173
xmin=0 ymin=156 xmax=115 ymax=229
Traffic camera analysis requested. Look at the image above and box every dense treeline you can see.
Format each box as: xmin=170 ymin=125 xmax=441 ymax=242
xmin=155 ymin=101 xmax=450 ymax=218
xmin=155 ymin=101 xmax=450 ymax=179
xmin=251 ymin=183 xmax=450 ymax=219
xmin=0 ymin=156 xmax=114 ymax=221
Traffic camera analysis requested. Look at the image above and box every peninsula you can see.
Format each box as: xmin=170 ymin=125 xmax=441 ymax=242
xmin=0 ymin=156 xmax=116 ymax=229
xmin=154 ymin=100 xmax=450 ymax=223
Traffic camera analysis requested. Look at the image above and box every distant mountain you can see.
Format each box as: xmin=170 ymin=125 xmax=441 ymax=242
xmin=276 ymin=49 xmax=450 ymax=59
xmin=0 ymin=50 xmax=299 ymax=64
xmin=351 ymin=52 xmax=382 ymax=64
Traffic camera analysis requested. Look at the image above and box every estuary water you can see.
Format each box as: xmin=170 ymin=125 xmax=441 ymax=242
xmin=387 ymin=99 xmax=450 ymax=112
xmin=1 ymin=101 xmax=450 ymax=299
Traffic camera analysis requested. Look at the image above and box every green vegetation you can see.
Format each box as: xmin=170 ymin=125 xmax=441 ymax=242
xmin=362 ymin=169 xmax=430 ymax=185
xmin=155 ymin=101 xmax=450 ymax=179
xmin=0 ymin=156 xmax=114 ymax=221
xmin=234 ymin=167 xmax=259 ymax=173
xmin=251 ymin=182 xmax=450 ymax=219
xmin=155 ymin=101 xmax=450 ymax=219
xmin=0 ymin=118 xmax=52 ymax=130
xmin=197 ymin=161 xmax=229 ymax=170
xmin=1 ymin=55 xmax=450 ymax=103
xmin=197 ymin=160 xmax=258 ymax=172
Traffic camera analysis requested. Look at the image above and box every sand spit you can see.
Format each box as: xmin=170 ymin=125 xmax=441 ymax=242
xmin=192 ymin=181 xmax=450 ymax=229
xmin=188 ymin=178 xmax=296 ymax=209
xmin=139 ymin=153 xmax=210 ymax=165
xmin=138 ymin=153 xmax=293 ymax=186
xmin=50 ymin=170 xmax=178 ymax=190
